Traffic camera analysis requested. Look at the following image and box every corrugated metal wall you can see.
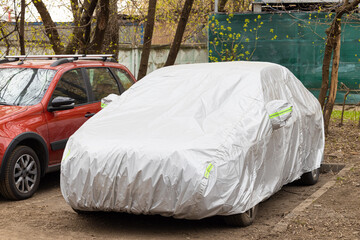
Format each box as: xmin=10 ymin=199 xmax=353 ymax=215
xmin=208 ymin=12 xmax=360 ymax=104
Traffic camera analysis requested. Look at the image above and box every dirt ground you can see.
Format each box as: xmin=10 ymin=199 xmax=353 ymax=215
xmin=277 ymin=118 xmax=360 ymax=240
xmin=0 ymin=118 xmax=359 ymax=240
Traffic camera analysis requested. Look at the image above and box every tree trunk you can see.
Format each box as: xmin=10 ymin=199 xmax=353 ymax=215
xmin=65 ymin=0 xmax=80 ymax=53
xmin=137 ymin=0 xmax=157 ymax=80
xmin=323 ymin=27 xmax=341 ymax=134
xmin=318 ymin=30 xmax=333 ymax=109
xmin=32 ymin=0 xmax=64 ymax=54
xmin=101 ymin=0 xmax=119 ymax=58
xmin=32 ymin=0 xmax=114 ymax=55
xmin=19 ymin=0 xmax=25 ymax=55
xmin=70 ymin=0 xmax=80 ymax=22
xmin=233 ymin=0 xmax=241 ymax=12
xmin=88 ymin=0 xmax=110 ymax=53
xmin=164 ymin=0 xmax=194 ymax=67
xmin=65 ymin=0 xmax=98 ymax=54
xmin=319 ymin=0 xmax=360 ymax=134
xmin=218 ymin=0 xmax=228 ymax=12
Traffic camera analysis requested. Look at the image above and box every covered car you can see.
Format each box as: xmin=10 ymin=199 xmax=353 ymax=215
xmin=60 ymin=61 xmax=324 ymax=226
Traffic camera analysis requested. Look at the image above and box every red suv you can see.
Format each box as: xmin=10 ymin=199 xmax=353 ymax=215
xmin=0 ymin=54 xmax=136 ymax=200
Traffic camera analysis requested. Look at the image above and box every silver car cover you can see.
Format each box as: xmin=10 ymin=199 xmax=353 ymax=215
xmin=60 ymin=61 xmax=324 ymax=219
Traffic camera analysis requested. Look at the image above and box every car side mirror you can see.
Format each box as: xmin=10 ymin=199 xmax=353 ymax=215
xmin=266 ymin=100 xmax=293 ymax=130
xmin=48 ymin=96 xmax=75 ymax=112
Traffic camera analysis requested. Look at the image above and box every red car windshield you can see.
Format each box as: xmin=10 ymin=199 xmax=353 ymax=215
xmin=0 ymin=68 xmax=56 ymax=106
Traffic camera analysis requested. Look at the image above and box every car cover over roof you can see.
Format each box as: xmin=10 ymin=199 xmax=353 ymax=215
xmin=61 ymin=61 xmax=324 ymax=219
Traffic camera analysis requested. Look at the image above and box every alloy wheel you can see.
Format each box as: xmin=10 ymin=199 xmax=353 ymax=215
xmin=13 ymin=154 xmax=38 ymax=194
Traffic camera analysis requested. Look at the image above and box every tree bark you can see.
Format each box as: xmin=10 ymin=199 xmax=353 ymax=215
xmin=137 ymin=0 xmax=157 ymax=80
xmin=318 ymin=38 xmax=332 ymax=109
xmin=323 ymin=26 xmax=341 ymax=134
xmin=19 ymin=0 xmax=25 ymax=55
xmin=101 ymin=0 xmax=119 ymax=58
xmin=64 ymin=0 xmax=80 ymax=53
xmin=32 ymin=0 xmax=64 ymax=54
xmin=65 ymin=0 xmax=98 ymax=54
xmin=319 ymin=15 xmax=343 ymax=109
xmin=32 ymin=0 xmax=113 ymax=55
xmin=164 ymin=0 xmax=194 ymax=67
xmin=233 ymin=0 xmax=241 ymax=12
xmin=320 ymin=0 xmax=360 ymax=134
xmin=88 ymin=0 xmax=110 ymax=53
xmin=218 ymin=0 xmax=228 ymax=12
xmin=70 ymin=0 xmax=80 ymax=23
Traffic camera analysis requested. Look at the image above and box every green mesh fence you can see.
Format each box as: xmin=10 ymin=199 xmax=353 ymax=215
xmin=208 ymin=12 xmax=360 ymax=104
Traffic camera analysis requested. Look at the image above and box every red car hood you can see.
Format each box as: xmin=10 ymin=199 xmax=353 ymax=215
xmin=0 ymin=105 xmax=28 ymax=121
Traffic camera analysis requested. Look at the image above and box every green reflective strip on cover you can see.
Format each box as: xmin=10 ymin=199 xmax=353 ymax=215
xmin=63 ymin=149 xmax=70 ymax=161
xmin=101 ymin=103 xmax=107 ymax=108
xmin=269 ymin=107 xmax=292 ymax=119
xmin=204 ymin=163 xmax=214 ymax=179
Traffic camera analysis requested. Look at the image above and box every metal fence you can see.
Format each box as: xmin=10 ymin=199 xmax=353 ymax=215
xmin=208 ymin=12 xmax=360 ymax=104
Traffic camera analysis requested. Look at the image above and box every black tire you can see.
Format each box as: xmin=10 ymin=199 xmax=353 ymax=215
xmin=300 ymin=168 xmax=320 ymax=185
xmin=0 ymin=146 xmax=41 ymax=200
xmin=224 ymin=204 xmax=258 ymax=227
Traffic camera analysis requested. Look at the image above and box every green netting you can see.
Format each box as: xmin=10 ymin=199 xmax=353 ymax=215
xmin=208 ymin=12 xmax=360 ymax=104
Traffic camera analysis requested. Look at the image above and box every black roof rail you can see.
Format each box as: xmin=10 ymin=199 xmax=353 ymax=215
xmin=105 ymin=58 xmax=117 ymax=63
xmin=0 ymin=59 xmax=11 ymax=64
xmin=50 ymin=58 xmax=73 ymax=67
xmin=0 ymin=58 xmax=19 ymax=64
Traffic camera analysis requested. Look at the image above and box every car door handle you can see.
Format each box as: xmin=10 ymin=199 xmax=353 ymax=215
xmin=85 ymin=113 xmax=95 ymax=118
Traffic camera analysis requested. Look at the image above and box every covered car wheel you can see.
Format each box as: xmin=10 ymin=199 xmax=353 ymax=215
xmin=224 ymin=205 xmax=258 ymax=227
xmin=72 ymin=208 xmax=93 ymax=215
xmin=300 ymin=168 xmax=320 ymax=185
xmin=0 ymin=146 xmax=41 ymax=200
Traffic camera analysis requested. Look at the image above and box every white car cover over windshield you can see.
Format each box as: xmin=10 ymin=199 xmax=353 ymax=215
xmin=60 ymin=62 xmax=324 ymax=219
